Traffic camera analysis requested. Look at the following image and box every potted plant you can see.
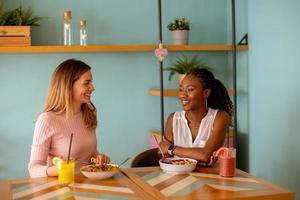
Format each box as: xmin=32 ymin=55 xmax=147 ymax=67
xmin=165 ymin=54 xmax=207 ymax=82
xmin=167 ymin=17 xmax=190 ymax=45
xmin=0 ymin=2 xmax=43 ymax=46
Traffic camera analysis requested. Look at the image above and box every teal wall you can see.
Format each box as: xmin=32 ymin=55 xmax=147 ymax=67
xmin=248 ymin=0 xmax=300 ymax=198
xmin=0 ymin=0 xmax=231 ymax=179
xmin=2 ymin=1 xmax=299 ymax=197
xmin=235 ymin=0 xmax=249 ymax=172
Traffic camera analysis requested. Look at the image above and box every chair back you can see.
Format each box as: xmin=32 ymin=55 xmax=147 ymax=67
xmin=131 ymin=148 xmax=162 ymax=168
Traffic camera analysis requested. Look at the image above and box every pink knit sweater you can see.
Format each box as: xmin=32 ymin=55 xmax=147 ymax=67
xmin=28 ymin=112 xmax=99 ymax=177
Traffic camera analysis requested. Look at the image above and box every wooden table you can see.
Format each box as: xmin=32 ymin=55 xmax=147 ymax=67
xmin=121 ymin=166 xmax=295 ymax=200
xmin=0 ymin=172 xmax=155 ymax=200
xmin=0 ymin=167 xmax=294 ymax=200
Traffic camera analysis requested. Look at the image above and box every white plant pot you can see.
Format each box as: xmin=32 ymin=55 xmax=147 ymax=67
xmin=171 ymin=30 xmax=189 ymax=45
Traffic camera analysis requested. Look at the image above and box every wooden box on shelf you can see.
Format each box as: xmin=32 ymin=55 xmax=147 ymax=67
xmin=0 ymin=26 xmax=31 ymax=46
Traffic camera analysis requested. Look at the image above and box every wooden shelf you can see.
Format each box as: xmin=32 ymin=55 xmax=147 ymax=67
xmin=166 ymin=45 xmax=248 ymax=51
xmin=148 ymin=88 xmax=235 ymax=97
xmin=0 ymin=44 xmax=248 ymax=53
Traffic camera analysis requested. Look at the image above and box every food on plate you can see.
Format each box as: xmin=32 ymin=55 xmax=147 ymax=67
xmin=161 ymin=158 xmax=194 ymax=165
xmin=82 ymin=164 xmax=118 ymax=172
xmin=81 ymin=157 xmax=118 ymax=172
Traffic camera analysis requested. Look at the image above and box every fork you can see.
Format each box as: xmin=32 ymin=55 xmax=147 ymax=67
xmin=118 ymin=157 xmax=131 ymax=167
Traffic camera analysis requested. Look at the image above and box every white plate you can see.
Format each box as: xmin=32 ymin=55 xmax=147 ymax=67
xmin=159 ymin=158 xmax=197 ymax=174
xmin=80 ymin=164 xmax=119 ymax=180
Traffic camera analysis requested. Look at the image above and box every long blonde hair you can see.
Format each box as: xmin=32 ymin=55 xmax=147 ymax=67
xmin=44 ymin=59 xmax=97 ymax=129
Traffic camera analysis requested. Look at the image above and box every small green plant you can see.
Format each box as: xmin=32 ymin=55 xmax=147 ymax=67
xmin=167 ymin=17 xmax=190 ymax=31
xmin=165 ymin=54 xmax=207 ymax=81
xmin=0 ymin=2 xmax=43 ymax=26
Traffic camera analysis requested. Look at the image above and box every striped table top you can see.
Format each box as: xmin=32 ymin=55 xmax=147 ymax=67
xmin=0 ymin=167 xmax=294 ymax=200
xmin=0 ymin=172 xmax=155 ymax=200
xmin=121 ymin=166 xmax=294 ymax=200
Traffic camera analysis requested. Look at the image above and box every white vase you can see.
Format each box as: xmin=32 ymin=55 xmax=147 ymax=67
xmin=171 ymin=30 xmax=189 ymax=45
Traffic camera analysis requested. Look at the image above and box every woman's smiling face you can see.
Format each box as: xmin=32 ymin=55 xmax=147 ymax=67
xmin=179 ymin=75 xmax=208 ymax=111
xmin=72 ymin=70 xmax=95 ymax=107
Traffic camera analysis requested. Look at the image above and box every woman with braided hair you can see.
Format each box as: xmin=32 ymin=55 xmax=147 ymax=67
xmin=159 ymin=68 xmax=233 ymax=165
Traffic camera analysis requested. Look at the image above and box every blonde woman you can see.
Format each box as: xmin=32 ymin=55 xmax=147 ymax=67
xmin=28 ymin=59 xmax=110 ymax=178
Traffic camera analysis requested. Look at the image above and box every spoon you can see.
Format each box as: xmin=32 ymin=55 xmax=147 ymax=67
xmin=118 ymin=157 xmax=131 ymax=168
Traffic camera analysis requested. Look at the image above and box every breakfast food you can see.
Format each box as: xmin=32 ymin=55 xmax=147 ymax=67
xmin=82 ymin=164 xmax=118 ymax=172
xmin=81 ymin=157 xmax=118 ymax=172
xmin=162 ymin=158 xmax=194 ymax=165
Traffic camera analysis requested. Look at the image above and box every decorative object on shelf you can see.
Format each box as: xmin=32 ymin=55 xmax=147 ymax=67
xmin=0 ymin=26 xmax=30 ymax=46
xmin=63 ymin=10 xmax=72 ymax=46
xmin=154 ymin=43 xmax=168 ymax=62
xmin=167 ymin=17 xmax=190 ymax=45
xmin=165 ymin=54 xmax=207 ymax=82
xmin=79 ymin=19 xmax=87 ymax=46
xmin=0 ymin=2 xmax=43 ymax=46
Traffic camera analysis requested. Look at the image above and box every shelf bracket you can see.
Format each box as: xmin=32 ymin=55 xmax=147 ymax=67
xmin=238 ymin=33 xmax=248 ymax=45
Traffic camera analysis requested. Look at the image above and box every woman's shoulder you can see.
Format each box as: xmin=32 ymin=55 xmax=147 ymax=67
xmin=215 ymin=110 xmax=231 ymax=124
xmin=36 ymin=111 xmax=63 ymax=123
xmin=167 ymin=111 xmax=184 ymax=120
xmin=173 ymin=110 xmax=186 ymax=119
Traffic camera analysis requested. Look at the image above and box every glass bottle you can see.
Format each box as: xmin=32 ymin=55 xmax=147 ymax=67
xmin=63 ymin=11 xmax=73 ymax=46
xmin=80 ymin=20 xmax=87 ymax=46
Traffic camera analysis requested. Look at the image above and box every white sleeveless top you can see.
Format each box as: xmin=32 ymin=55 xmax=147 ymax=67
xmin=173 ymin=108 xmax=218 ymax=148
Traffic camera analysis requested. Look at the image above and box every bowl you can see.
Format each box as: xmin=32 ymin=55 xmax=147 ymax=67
xmin=80 ymin=164 xmax=119 ymax=180
xmin=159 ymin=158 xmax=197 ymax=174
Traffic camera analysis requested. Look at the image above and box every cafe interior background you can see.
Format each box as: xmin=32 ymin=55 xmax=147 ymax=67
xmin=0 ymin=0 xmax=299 ymax=198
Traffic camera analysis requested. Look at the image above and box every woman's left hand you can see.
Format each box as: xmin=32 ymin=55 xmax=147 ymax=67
xmin=95 ymin=153 xmax=110 ymax=165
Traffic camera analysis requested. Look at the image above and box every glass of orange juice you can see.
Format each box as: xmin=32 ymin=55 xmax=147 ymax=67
xmin=56 ymin=159 xmax=75 ymax=185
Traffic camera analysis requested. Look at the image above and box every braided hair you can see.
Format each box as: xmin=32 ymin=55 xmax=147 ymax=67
xmin=186 ymin=68 xmax=233 ymax=116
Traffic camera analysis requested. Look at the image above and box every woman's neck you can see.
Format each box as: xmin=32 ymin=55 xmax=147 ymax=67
xmin=72 ymin=104 xmax=81 ymax=115
xmin=185 ymin=108 xmax=208 ymax=124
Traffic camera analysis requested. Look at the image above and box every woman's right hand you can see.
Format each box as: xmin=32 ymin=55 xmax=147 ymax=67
xmin=95 ymin=153 xmax=110 ymax=165
xmin=46 ymin=165 xmax=58 ymax=177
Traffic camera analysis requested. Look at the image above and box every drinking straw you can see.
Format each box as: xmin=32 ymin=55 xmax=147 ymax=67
xmin=152 ymin=135 xmax=165 ymax=159
xmin=67 ymin=133 xmax=73 ymax=164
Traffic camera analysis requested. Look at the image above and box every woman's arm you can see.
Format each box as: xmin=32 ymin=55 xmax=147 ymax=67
xmin=159 ymin=113 xmax=175 ymax=155
xmin=172 ymin=111 xmax=230 ymax=162
xmin=28 ymin=114 xmax=57 ymax=177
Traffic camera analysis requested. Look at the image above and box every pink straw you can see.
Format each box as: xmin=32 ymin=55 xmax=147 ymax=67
xmin=152 ymin=135 xmax=165 ymax=159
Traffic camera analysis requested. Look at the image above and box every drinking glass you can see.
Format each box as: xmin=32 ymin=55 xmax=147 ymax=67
xmin=57 ymin=159 xmax=75 ymax=185
xmin=219 ymin=148 xmax=236 ymax=177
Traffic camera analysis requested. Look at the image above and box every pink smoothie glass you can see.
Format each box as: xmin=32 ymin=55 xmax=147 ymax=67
xmin=219 ymin=148 xmax=236 ymax=177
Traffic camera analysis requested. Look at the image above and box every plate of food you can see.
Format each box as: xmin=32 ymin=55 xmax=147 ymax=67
xmin=80 ymin=163 xmax=119 ymax=180
xmin=159 ymin=157 xmax=197 ymax=174
xmin=80 ymin=157 xmax=119 ymax=180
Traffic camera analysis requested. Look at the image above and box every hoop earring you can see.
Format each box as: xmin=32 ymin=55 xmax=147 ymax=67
xmin=205 ymin=98 xmax=208 ymax=111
